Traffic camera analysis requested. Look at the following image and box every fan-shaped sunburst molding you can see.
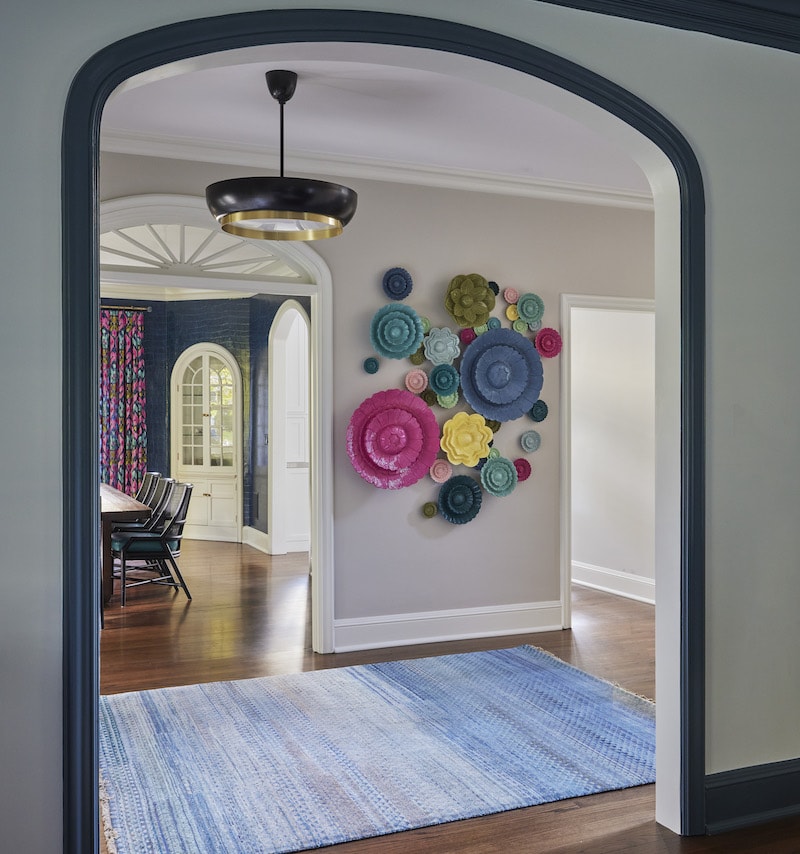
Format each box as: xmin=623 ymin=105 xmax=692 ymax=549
xmin=99 ymin=195 xmax=319 ymax=292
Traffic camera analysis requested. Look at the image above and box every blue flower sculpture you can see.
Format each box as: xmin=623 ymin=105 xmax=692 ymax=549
xmin=438 ymin=475 xmax=483 ymax=525
xmin=460 ymin=327 xmax=543 ymax=421
xmin=382 ymin=267 xmax=414 ymax=300
xmin=370 ymin=304 xmax=424 ymax=359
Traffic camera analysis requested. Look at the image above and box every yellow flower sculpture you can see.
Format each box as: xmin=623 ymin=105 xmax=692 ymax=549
xmin=440 ymin=411 xmax=494 ymax=467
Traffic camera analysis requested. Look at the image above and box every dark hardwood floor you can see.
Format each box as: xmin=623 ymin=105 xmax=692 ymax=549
xmin=100 ymin=541 xmax=800 ymax=853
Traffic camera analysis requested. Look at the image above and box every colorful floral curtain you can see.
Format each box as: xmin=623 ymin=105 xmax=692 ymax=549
xmin=100 ymin=309 xmax=147 ymax=495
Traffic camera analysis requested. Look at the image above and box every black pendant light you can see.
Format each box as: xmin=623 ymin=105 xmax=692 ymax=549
xmin=206 ymin=70 xmax=358 ymax=241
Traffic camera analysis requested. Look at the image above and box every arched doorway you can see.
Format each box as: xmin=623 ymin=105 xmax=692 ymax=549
xmin=268 ymin=301 xmax=311 ymax=556
xmin=63 ymin=12 xmax=705 ymax=851
xmin=99 ymin=192 xmax=335 ymax=652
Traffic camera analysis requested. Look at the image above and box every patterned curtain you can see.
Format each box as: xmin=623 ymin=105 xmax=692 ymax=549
xmin=100 ymin=309 xmax=147 ymax=494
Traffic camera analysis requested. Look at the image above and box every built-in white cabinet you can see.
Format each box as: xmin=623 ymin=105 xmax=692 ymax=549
xmin=171 ymin=343 xmax=242 ymax=542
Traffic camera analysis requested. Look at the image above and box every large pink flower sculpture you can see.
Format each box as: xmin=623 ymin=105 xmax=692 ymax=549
xmin=440 ymin=411 xmax=494 ymax=467
xmin=346 ymin=389 xmax=441 ymax=489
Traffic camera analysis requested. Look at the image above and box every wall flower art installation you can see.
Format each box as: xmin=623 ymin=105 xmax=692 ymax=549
xmin=346 ymin=268 xmax=561 ymax=525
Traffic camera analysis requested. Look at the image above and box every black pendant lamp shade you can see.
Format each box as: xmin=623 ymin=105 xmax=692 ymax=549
xmin=206 ymin=70 xmax=358 ymax=241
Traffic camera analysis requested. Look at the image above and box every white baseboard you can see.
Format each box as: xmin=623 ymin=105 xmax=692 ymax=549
xmin=242 ymin=526 xmax=271 ymax=554
xmin=333 ymin=601 xmax=562 ymax=652
xmin=571 ymin=561 xmax=655 ymax=604
xmin=285 ymin=535 xmax=310 ymax=552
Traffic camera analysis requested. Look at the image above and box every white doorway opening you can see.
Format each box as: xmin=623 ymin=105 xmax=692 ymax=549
xmin=560 ymin=294 xmax=656 ymax=628
xmin=268 ymin=301 xmax=311 ymax=555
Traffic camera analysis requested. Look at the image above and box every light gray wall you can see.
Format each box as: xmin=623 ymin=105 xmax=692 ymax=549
xmin=4 ymin=1 xmax=800 ymax=850
xmin=102 ymin=152 xmax=655 ymax=616
xmin=570 ymin=306 xmax=656 ymax=591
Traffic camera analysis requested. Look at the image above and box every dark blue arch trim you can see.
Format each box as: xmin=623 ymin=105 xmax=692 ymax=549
xmin=537 ymin=0 xmax=800 ymax=55
xmin=62 ymin=10 xmax=706 ymax=852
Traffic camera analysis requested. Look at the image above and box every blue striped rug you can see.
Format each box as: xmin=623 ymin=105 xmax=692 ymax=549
xmin=99 ymin=645 xmax=654 ymax=853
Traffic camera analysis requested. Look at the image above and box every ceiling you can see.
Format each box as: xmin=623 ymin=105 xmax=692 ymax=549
xmin=100 ymin=42 xmax=652 ymax=208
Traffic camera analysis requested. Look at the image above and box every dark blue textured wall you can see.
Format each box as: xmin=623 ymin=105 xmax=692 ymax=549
xmin=101 ymin=294 xmax=308 ymax=529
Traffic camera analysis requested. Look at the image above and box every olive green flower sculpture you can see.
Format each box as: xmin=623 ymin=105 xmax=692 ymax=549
xmin=445 ymin=273 xmax=496 ymax=328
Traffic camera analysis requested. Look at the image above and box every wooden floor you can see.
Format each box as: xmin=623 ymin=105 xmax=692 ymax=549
xmin=100 ymin=541 xmax=800 ymax=853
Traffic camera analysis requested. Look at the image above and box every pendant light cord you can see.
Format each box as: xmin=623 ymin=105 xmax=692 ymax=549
xmin=279 ymin=99 xmax=285 ymax=178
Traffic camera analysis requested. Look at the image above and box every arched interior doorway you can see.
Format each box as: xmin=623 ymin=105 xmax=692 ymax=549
xmin=268 ymin=301 xmax=312 ymax=556
xmin=63 ymin=11 xmax=705 ymax=851
xmin=99 ymin=192 xmax=335 ymax=651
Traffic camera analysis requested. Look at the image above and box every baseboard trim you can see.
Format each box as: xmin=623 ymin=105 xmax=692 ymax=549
xmin=242 ymin=526 xmax=271 ymax=554
xmin=705 ymin=757 xmax=800 ymax=834
xmin=571 ymin=561 xmax=655 ymax=604
xmin=285 ymin=536 xmax=311 ymax=552
xmin=333 ymin=601 xmax=562 ymax=652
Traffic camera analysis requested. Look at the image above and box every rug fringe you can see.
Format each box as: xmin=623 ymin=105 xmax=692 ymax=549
xmin=522 ymin=644 xmax=655 ymax=704
xmin=99 ymin=770 xmax=120 ymax=854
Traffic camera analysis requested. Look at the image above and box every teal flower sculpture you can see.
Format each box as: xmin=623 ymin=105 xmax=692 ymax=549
xmin=516 ymin=292 xmax=545 ymax=325
xmin=429 ymin=363 xmax=460 ymax=396
xmin=438 ymin=475 xmax=483 ymax=525
xmin=370 ymin=304 xmax=424 ymax=359
xmin=480 ymin=456 xmax=518 ymax=497
xmin=529 ymin=400 xmax=549 ymax=422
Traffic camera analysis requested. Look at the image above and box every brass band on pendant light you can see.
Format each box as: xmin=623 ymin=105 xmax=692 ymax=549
xmin=206 ymin=70 xmax=358 ymax=241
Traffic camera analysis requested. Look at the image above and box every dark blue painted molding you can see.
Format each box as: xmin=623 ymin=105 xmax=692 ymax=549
xmin=536 ymin=0 xmax=800 ymax=54
xmin=63 ymin=9 xmax=707 ymax=852
xmin=706 ymin=758 xmax=800 ymax=834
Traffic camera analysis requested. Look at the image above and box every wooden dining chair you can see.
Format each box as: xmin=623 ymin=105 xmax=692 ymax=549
xmin=111 ymin=482 xmax=194 ymax=605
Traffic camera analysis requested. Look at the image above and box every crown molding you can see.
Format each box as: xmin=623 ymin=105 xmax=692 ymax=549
xmin=100 ymin=129 xmax=654 ymax=211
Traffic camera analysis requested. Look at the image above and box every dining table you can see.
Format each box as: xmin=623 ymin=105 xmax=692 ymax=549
xmin=100 ymin=483 xmax=151 ymax=604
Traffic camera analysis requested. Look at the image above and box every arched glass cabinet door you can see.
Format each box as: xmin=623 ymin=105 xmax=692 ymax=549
xmin=180 ymin=353 xmax=235 ymax=469
xmin=172 ymin=343 xmax=242 ymax=542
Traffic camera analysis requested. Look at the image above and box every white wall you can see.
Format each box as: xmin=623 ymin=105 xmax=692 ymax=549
xmin=570 ymin=305 xmax=655 ymax=602
xmin=4 ymin=2 xmax=800 ymax=849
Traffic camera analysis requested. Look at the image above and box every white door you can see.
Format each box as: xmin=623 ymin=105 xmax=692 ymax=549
xmin=171 ymin=343 xmax=243 ymax=542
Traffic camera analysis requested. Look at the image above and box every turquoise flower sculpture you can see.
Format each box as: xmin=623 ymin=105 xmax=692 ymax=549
xmin=516 ymin=292 xmax=545 ymax=324
xmin=370 ymin=304 xmax=424 ymax=359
